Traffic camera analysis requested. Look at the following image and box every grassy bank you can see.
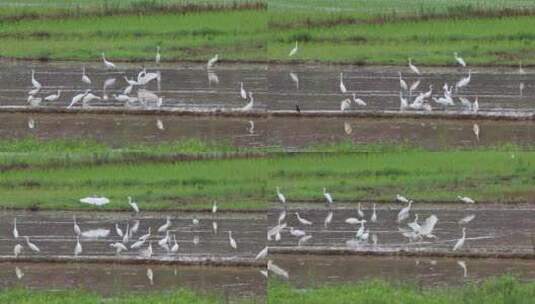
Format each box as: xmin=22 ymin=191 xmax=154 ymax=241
xmin=2 ymin=1 xmax=535 ymax=65
xmin=0 ymin=139 xmax=533 ymax=211
xmin=269 ymin=276 xmax=535 ymax=304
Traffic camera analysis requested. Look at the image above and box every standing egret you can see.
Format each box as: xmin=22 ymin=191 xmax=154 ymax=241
xmin=472 ymin=96 xmax=479 ymax=113
xmin=28 ymin=87 xmax=40 ymax=95
xmin=27 ymin=95 xmax=42 ymax=107
xmin=247 ymin=120 xmax=255 ymax=134
xmin=158 ymin=231 xmax=170 ymax=248
xmin=130 ymin=220 xmax=140 ymax=237
xmin=139 ymin=227 xmax=151 ymax=242
xmin=459 ymin=97 xmax=472 ymax=111
xmin=141 ymin=241 xmax=153 ymax=258
xmin=14 ymin=244 xmax=23 ymax=257
xmin=408 ymin=58 xmax=421 ymax=75
xmin=352 ymin=93 xmax=367 ymax=106
xmin=192 ymin=217 xmax=199 ymax=225
xmin=68 ymin=89 xmax=90 ymax=108
xmin=128 ymin=196 xmax=139 ymax=214
xmin=289 ymin=227 xmax=306 ymax=237
xmin=458 ymin=214 xmax=476 ymax=225
xmin=453 ymin=227 xmax=466 ymax=251
xmin=399 ymin=92 xmax=408 ymax=111
xmin=122 ymin=223 xmax=130 ymax=243
xmin=456 ymin=70 xmax=472 ymax=89
xmin=267 ymin=260 xmax=289 ymax=280
xmin=255 ymin=246 xmax=268 ymax=260
xmin=278 ymin=210 xmax=287 ymax=224
xmin=155 ymin=46 xmax=161 ymax=64
xmin=422 ymin=85 xmax=433 ymax=99
xmin=344 ymin=121 xmax=352 ymax=135
xmin=146 ymin=268 xmax=154 ymax=285
xmin=13 ymin=218 xmax=19 ymax=239
xmin=31 ymin=70 xmax=42 ymax=89
xmin=44 ymin=90 xmax=61 ymax=102
xmin=288 ymin=41 xmax=298 ymax=57
xmin=24 ymin=236 xmax=40 ymax=253
xmin=15 ymin=266 xmax=24 ymax=280
xmin=356 ymin=221 xmax=365 ymax=239
xmin=130 ymin=239 xmax=146 ymax=250
xmin=240 ymin=82 xmax=247 ymax=99
xmin=409 ymin=79 xmax=421 ymax=94
xmin=324 ymin=211 xmax=333 ymax=228
xmin=397 ymin=200 xmax=413 ymax=223
xmin=519 ymin=61 xmax=526 ymax=74
xmin=82 ymin=65 xmax=91 ymax=85
xmin=458 ymin=196 xmax=475 ymax=204
xmin=115 ymin=224 xmax=124 ymax=237
xmin=473 ymin=123 xmax=480 ymax=142
xmin=157 ymin=216 xmax=171 ymax=232
xmin=276 ymin=187 xmax=287 ymax=205
xmin=454 ymin=52 xmax=466 ymax=67
xmin=212 ymin=201 xmax=218 ymax=214
xmin=171 ymin=234 xmax=179 ymax=253
xmin=457 ymin=260 xmax=468 ymax=278
xmin=357 ymin=203 xmax=364 ymax=218
xmin=398 ymin=72 xmax=408 ymax=91
xmin=340 ymin=98 xmax=351 ymax=111
xmin=207 ymin=54 xmax=219 ymax=69
xmin=240 ymin=92 xmax=254 ymax=111
xmin=73 ymin=216 xmax=81 ymax=236
xmin=156 ymin=119 xmax=164 ymax=131
xmin=28 ymin=117 xmax=35 ymax=129
xmin=74 ymin=236 xmax=82 ymax=257
xmin=110 ymin=242 xmax=128 ymax=255
xmin=370 ymin=203 xmax=377 ymax=223
xmin=228 ymin=231 xmax=237 ymax=249
xmin=323 ymin=188 xmax=333 ymax=205
xmin=339 ymin=72 xmax=347 ymax=93
xmin=289 ymin=72 xmax=299 ymax=89
xmin=295 ymin=212 xmax=312 ymax=225
xmin=102 ymin=53 xmax=116 ymax=69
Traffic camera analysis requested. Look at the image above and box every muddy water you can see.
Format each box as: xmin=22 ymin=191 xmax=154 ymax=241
xmin=1 ymin=61 xmax=534 ymax=113
xmin=268 ymin=206 xmax=535 ymax=254
xmin=1 ymin=113 xmax=535 ymax=150
xmin=0 ymin=262 xmax=265 ymax=302
xmin=271 ymin=254 xmax=535 ymax=288
xmin=0 ymin=211 xmax=266 ymax=259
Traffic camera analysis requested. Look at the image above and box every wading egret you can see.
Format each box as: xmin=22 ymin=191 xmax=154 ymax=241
xmin=13 ymin=218 xmax=19 ymax=239
xmin=288 ymin=41 xmax=298 ymax=57
xmin=255 ymin=246 xmax=268 ymax=260
xmin=207 ymin=54 xmax=219 ymax=69
xmin=110 ymin=242 xmax=127 ymax=255
xmin=115 ymin=224 xmax=124 ymax=237
xmin=171 ymin=234 xmax=179 ymax=252
xmin=370 ymin=203 xmax=377 ymax=223
xmin=278 ymin=210 xmax=286 ymax=224
xmin=276 ymin=187 xmax=286 ymax=205
xmin=340 ymin=98 xmax=351 ymax=111
xmin=268 ymin=260 xmax=289 ymax=279
xmin=295 ymin=212 xmax=312 ymax=225
xmin=147 ymin=268 xmax=154 ymax=285
xmin=15 ymin=266 xmax=24 ymax=280
xmin=324 ymin=211 xmax=333 ymax=227
xmin=473 ymin=123 xmax=480 ymax=142
xmin=457 ymin=260 xmax=468 ymax=278
xmin=399 ymin=92 xmax=408 ymax=111
xmin=323 ymin=188 xmax=333 ymax=205
xmin=128 ymin=196 xmax=139 ymax=213
xmin=339 ymin=72 xmax=347 ymax=93
xmin=357 ymin=203 xmax=364 ymax=218
xmin=45 ymin=90 xmax=61 ymax=102
xmin=102 ymin=53 xmax=116 ymax=69
xmin=82 ymin=65 xmax=91 ymax=85
xmin=456 ymin=70 xmax=472 ymax=89
xmin=68 ymin=90 xmax=91 ymax=109
xmin=398 ymin=72 xmax=408 ymax=91
xmin=240 ymin=92 xmax=254 ymax=111
xmin=344 ymin=121 xmax=352 ymax=135
xmin=410 ymin=79 xmax=421 ymax=93
xmin=28 ymin=117 xmax=35 ymax=129
xmin=158 ymin=231 xmax=170 ymax=248
xmin=352 ymin=93 xmax=367 ymax=106
xmin=14 ymin=244 xmax=23 ymax=257
xmin=139 ymin=227 xmax=151 ymax=242
xmin=408 ymin=58 xmax=421 ymax=75
xmin=74 ymin=236 xmax=82 ymax=257
xmin=27 ymin=95 xmax=42 ymax=107
xmin=228 ymin=231 xmax=237 ymax=249
xmin=289 ymin=72 xmax=299 ymax=89
xmin=247 ymin=120 xmax=254 ymax=134
xmin=141 ymin=241 xmax=153 ymax=258
xmin=240 ymin=82 xmax=247 ymax=99
xmin=397 ymin=200 xmax=413 ymax=223
xmin=519 ymin=61 xmax=526 ymax=74
xmin=453 ymin=227 xmax=466 ymax=251
xmin=24 ymin=236 xmax=40 ymax=253
xmin=289 ymin=227 xmax=306 ymax=237
xmin=73 ymin=216 xmax=81 ymax=236
xmin=31 ymin=70 xmax=42 ymax=89
xmin=454 ymin=52 xmax=466 ymax=67
xmin=122 ymin=223 xmax=130 ymax=243
xmin=157 ymin=216 xmax=171 ymax=232
xmin=212 ymin=201 xmax=218 ymax=214
xmin=155 ymin=46 xmax=161 ymax=64
xmin=472 ymin=96 xmax=479 ymax=112
xmin=458 ymin=214 xmax=476 ymax=225
xmin=130 ymin=239 xmax=145 ymax=249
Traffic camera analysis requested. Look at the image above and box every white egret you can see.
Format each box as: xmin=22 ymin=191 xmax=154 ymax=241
xmin=31 ymin=70 xmax=42 ymax=89
xmin=344 ymin=121 xmax=352 ymax=135
xmin=458 ymin=196 xmax=475 ymax=204
xmin=458 ymin=214 xmax=476 ymax=225
xmin=141 ymin=241 xmax=153 ymax=258
xmin=15 ymin=266 xmax=24 ymax=280
xmin=298 ymin=235 xmax=312 ymax=246
xmin=399 ymin=92 xmax=408 ymax=111
xmin=357 ymin=203 xmax=364 ymax=218
xmin=68 ymin=90 xmax=91 ymax=109
xmin=345 ymin=218 xmax=366 ymax=225
xmin=398 ymin=72 xmax=408 ymax=91
xmin=289 ymin=72 xmax=299 ymax=89
xmin=418 ymin=214 xmax=438 ymax=239
xmin=14 ymin=244 xmax=23 ymax=257
xmin=408 ymin=214 xmax=420 ymax=232
xmin=295 ymin=212 xmax=312 ymax=225
xmin=268 ymin=260 xmax=289 ymax=279
xmin=122 ymin=223 xmax=130 ymax=243
xmin=228 ymin=231 xmax=237 ymax=249
xmin=128 ymin=196 xmax=139 ymax=213
xmin=171 ymin=234 xmax=179 ymax=253
xmin=472 ymin=96 xmax=479 ymax=112
xmin=44 ymin=90 xmax=61 ymax=102
xmin=432 ymin=95 xmax=454 ymax=106
xmin=276 ymin=187 xmax=286 ymax=205
xmin=355 ymin=221 xmax=365 ymax=239
xmin=192 ymin=217 xmax=199 ymax=225
xmin=110 ymin=242 xmax=128 ymax=255
xmin=324 ymin=211 xmax=333 ymax=228
xmin=408 ymin=58 xmax=421 ymax=75
xmin=397 ymin=200 xmax=413 ymax=223
xmin=74 ymin=236 xmax=82 ymax=257
xmin=147 ymin=268 xmax=154 ymax=285
xmin=519 ymin=61 xmax=526 ymax=74
xmin=27 ymin=117 xmax=35 ymax=129
xmin=27 ymin=95 xmax=42 ymax=107
xmin=82 ymin=65 xmax=91 ymax=84
xmin=340 ymin=98 xmax=351 ymax=111
xmin=28 ymin=87 xmax=40 ymax=95
xmin=193 ymin=235 xmax=200 ymax=246
xmin=453 ymin=227 xmax=466 ymax=251
xmin=473 ymin=123 xmax=480 ymax=142
xmin=155 ymin=119 xmax=164 ymax=131
xmin=456 ymin=70 xmax=472 ymax=89
xmin=158 ymin=231 xmax=170 ymax=248
xmin=323 ymin=187 xmax=333 ymax=205
xmin=139 ymin=227 xmax=151 ymax=242
xmin=240 ymin=82 xmax=247 ymax=99
xmin=409 ymin=79 xmax=421 ymax=93
xmin=260 ymin=270 xmax=269 ymax=278
xmin=370 ymin=203 xmax=377 ymax=223
xmin=114 ymin=94 xmax=131 ymax=103
xmin=289 ymin=227 xmax=306 ymax=237
xmin=457 ymin=260 xmax=468 ymax=278
xmin=246 ymin=120 xmax=255 ymax=134
xmin=268 ymin=223 xmax=286 ymax=241
xmin=372 ymin=233 xmax=378 ymax=245
xmin=207 ymin=54 xmax=219 ymax=68
xmin=124 ymin=76 xmax=138 ymax=86
xmin=130 ymin=239 xmax=145 ymax=249
xmin=240 ymin=92 xmax=254 ymax=111
xmin=130 ymin=220 xmax=140 ymax=236
xmin=13 ymin=218 xmax=19 ymax=239
xmin=81 ymin=228 xmax=110 ymax=239
xmin=255 ymin=247 xmax=268 ymax=260
xmin=157 ymin=216 xmax=171 ymax=232
xmin=459 ymin=97 xmax=472 ymax=111
xmin=212 ymin=201 xmax=218 ymax=214
xmin=278 ymin=210 xmax=286 ymax=224
xmin=73 ymin=216 xmax=81 ymax=236
xmin=339 ymin=72 xmax=347 ymax=93
xmin=288 ymin=41 xmax=298 ymax=57
xmin=422 ymin=85 xmax=433 ymax=98
xmin=454 ymin=52 xmax=466 ymax=67
xmin=115 ymin=224 xmax=124 ymax=238
xmin=352 ymin=93 xmax=367 ymax=106
xmin=155 ymin=46 xmax=161 ymax=64
xmin=208 ymin=70 xmax=219 ymax=86
xmin=396 ymin=194 xmax=410 ymax=203
xmin=24 ymin=236 xmax=40 ymax=253
xmin=102 ymin=53 xmax=116 ymax=69
xmin=103 ymin=78 xmax=116 ymax=90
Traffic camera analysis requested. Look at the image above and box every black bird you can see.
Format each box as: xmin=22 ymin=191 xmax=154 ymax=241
xmin=295 ymin=104 xmax=301 ymax=113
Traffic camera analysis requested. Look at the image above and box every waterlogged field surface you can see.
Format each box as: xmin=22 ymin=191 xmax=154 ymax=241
xmin=0 ymin=211 xmax=266 ymax=259
xmin=2 ymin=62 xmax=535 ymax=113
xmin=268 ymin=205 xmax=535 ymax=254
xmin=0 ymin=262 xmax=266 ymax=302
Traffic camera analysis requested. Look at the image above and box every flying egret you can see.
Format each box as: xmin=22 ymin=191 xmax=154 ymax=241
xmin=68 ymin=90 xmax=91 ymax=109
xmin=453 ymin=227 xmax=466 ymax=251
xmin=275 ymin=187 xmax=287 ymax=205
xmin=397 ymin=200 xmax=413 ymax=223
xmin=13 ymin=218 xmax=19 ymax=239
xmin=295 ymin=212 xmax=312 ymax=225
xmin=31 ymin=70 xmax=42 ymax=89
xmin=323 ymin=187 xmax=333 ymax=205
xmin=44 ymin=90 xmax=61 ymax=102
xmin=454 ymin=52 xmax=466 ymax=67
xmin=289 ymin=227 xmax=306 ymax=237
xmin=473 ymin=123 xmax=480 ymax=142
xmin=240 ymin=82 xmax=247 ymax=99
xmin=73 ymin=216 xmax=81 ymax=236
xmin=357 ymin=203 xmax=364 ymax=218
xmin=228 ymin=231 xmax=237 ymax=249
xmin=458 ymin=214 xmax=476 ymax=225
xmin=324 ymin=211 xmax=333 ymax=228
xmin=255 ymin=246 xmax=268 ymax=260
xmin=158 ymin=216 xmax=171 ymax=232
xmin=398 ymin=72 xmax=408 ymax=91
xmin=74 ymin=236 xmax=82 ymax=257
xmin=102 ymin=53 xmax=116 ymax=69
xmin=110 ymin=242 xmax=128 ymax=255
xmin=288 ymin=41 xmax=298 ymax=57
xmin=155 ymin=46 xmax=161 ymax=64
xmin=339 ymin=72 xmax=347 ymax=93
xmin=240 ymin=92 xmax=254 ymax=111
xmin=352 ymin=93 xmax=367 ymax=106
xmin=24 ymin=236 xmax=40 ymax=253
xmin=128 ymin=196 xmax=139 ymax=214
xmin=458 ymin=196 xmax=475 ymax=204
xmin=340 ymin=98 xmax=351 ymax=111
xmin=207 ymin=54 xmax=219 ymax=69
xmin=418 ymin=214 xmax=438 ymax=239
xmin=370 ymin=203 xmax=377 ymax=223
xmin=14 ymin=244 xmax=23 ymax=257
xmin=82 ymin=65 xmax=91 ymax=85
xmin=408 ymin=58 xmax=421 ymax=75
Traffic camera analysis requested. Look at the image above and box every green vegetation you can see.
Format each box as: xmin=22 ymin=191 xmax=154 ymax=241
xmin=269 ymin=276 xmax=535 ymax=304
xmin=0 ymin=138 xmax=533 ymax=211
xmin=1 ymin=1 xmax=535 ymax=65
xmin=0 ymin=287 xmax=250 ymax=304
